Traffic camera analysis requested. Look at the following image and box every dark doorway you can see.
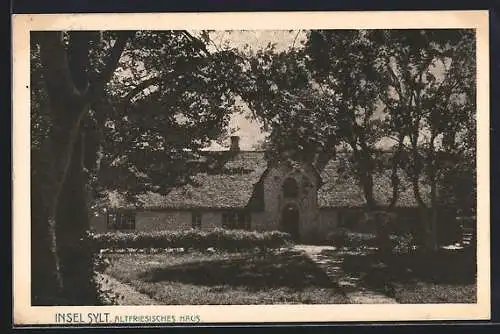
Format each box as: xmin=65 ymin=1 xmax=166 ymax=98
xmin=281 ymin=204 xmax=300 ymax=242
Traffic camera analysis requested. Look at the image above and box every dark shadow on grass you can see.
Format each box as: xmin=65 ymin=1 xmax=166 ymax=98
xmin=339 ymin=247 xmax=477 ymax=294
xmin=138 ymin=250 xmax=337 ymax=291
xmin=309 ymin=246 xmax=476 ymax=299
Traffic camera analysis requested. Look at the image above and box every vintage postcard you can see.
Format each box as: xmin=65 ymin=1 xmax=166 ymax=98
xmin=12 ymin=10 xmax=490 ymax=325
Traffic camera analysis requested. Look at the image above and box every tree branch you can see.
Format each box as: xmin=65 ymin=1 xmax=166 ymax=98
xmin=388 ymin=133 xmax=404 ymax=208
xmin=386 ymin=60 xmax=405 ymax=104
xmin=181 ymin=30 xmax=211 ymax=56
xmin=291 ymin=30 xmax=303 ymax=50
xmin=205 ymin=32 xmax=222 ymax=53
xmin=88 ymin=31 xmax=136 ymax=101
xmin=122 ymin=76 xmax=161 ymax=102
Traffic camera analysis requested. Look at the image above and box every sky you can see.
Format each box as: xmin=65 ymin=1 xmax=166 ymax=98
xmin=202 ymin=30 xmax=307 ymax=151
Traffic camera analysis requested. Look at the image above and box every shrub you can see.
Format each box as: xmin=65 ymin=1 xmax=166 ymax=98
xmin=327 ymin=229 xmax=379 ymax=249
xmin=327 ymin=228 xmax=419 ymax=254
xmin=89 ymin=228 xmax=293 ymax=252
xmin=93 ymin=252 xmax=111 ymax=272
xmin=326 ymin=229 xmax=348 ymax=248
xmin=391 ymin=233 xmax=417 ymax=254
xmin=301 ymin=229 xmax=331 ymax=245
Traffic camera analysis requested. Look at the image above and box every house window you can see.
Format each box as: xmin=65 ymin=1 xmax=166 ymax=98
xmin=240 ymin=212 xmax=251 ymax=230
xmin=107 ymin=211 xmax=135 ymax=230
xmin=338 ymin=211 xmax=344 ymax=228
xmin=222 ymin=211 xmax=251 ymax=230
xmin=222 ymin=212 xmax=237 ymax=229
xmin=192 ymin=212 xmax=202 ymax=229
xmin=283 ymin=177 xmax=299 ymax=198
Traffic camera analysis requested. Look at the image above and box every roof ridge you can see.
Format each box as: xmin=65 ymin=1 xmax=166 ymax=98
xmin=201 ymin=150 xmax=266 ymax=153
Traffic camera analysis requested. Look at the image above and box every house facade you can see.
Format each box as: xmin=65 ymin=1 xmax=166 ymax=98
xmin=91 ymin=136 xmax=426 ymax=242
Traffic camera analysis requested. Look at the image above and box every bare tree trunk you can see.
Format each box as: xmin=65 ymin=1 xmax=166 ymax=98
xmin=31 ymin=101 xmax=88 ymax=304
xmin=31 ymin=171 xmax=63 ymax=305
xmin=31 ymin=31 xmax=94 ymax=305
xmin=407 ymin=115 xmax=438 ymax=252
xmin=56 ymin=131 xmax=100 ymax=305
xmin=410 ymin=165 xmax=438 ymax=252
xmin=388 ymin=135 xmax=404 ymax=208
xmin=31 ymin=96 xmax=87 ymax=304
xmin=351 ymin=147 xmax=392 ymax=257
xmin=427 ymin=168 xmax=439 ymax=252
xmin=31 ymin=101 xmax=100 ymax=306
xmin=426 ymin=130 xmax=439 ymax=252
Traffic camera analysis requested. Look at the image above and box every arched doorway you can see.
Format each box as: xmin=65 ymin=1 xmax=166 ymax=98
xmin=281 ymin=204 xmax=300 ymax=241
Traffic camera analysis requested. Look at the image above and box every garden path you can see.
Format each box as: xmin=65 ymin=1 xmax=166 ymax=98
xmin=294 ymin=245 xmax=398 ymax=304
xmin=96 ymin=272 xmax=158 ymax=305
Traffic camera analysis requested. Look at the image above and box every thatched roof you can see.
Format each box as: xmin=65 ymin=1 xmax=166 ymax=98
xmin=104 ymin=151 xmax=428 ymax=210
xmin=318 ymin=156 xmax=428 ymax=208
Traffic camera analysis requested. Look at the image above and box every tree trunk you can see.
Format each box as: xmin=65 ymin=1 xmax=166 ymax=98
xmin=31 ymin=171 xmax=64 ymax=305
xmin=426 ymin=132 xmax=439 ymax=252
xmin=360 ymin=160 xmax=391 ymax=256
xmin=426 ymin=180 xmax=439 ymax=252
xmin=361 ymin=167 xmax=392 ymax=258
xmin=408 ymin=126 xmax=438 ymax=252
xmin=56 ymin=131 xmax=99 ymax=305
xmin=31 ymin=106 xmax=85 ymax=304
xmin=31 ymin=99 xmax=101 ymax=305
xmin=349 ymin=145 xmax=392 ymax=257
xmin=30 ymin=30 xmax=132 ymax=305
xmin=31 ymin=101 xmax=88 ymax=305
xmin=411 ymin=174 xmax=439 ymax=252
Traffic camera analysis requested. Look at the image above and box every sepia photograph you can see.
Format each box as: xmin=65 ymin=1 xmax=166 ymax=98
xmin=13 ymin=11 xmax=490 ymax=324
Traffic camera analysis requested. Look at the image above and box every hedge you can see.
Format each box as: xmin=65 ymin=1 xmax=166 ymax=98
xmin=327 ymin=230 xmax=378 ymax=249
xmin=89 ymin=228 xmax=293 ymax=252
xmin=326 ymin=230 xmax=417 ymax=253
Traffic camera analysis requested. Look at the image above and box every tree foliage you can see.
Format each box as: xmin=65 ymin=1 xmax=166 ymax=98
xmin=92 ymin=31 xmax=244 ymax=199
xmin=30 ymin=30 xmax=244 ymax=305
xmin=238 ymin=29 xmax=476 ymax=250
xmin=235 ymin=44 xmax=335 ymax=163
xmin=304 ymin=30 xmax=398 ymax=207
xmin=371 ymin=30 xmax=476 ymax=248
xmin=32 ymin=31 xmax=244 ymax=204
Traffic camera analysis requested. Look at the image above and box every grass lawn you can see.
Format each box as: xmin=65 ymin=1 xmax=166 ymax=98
xmin=103 ymin=249 xmax=349 ymax=305
xmin=392 ymin=282 xmax=477 ymax=304
xmin=338 ymin=247 xmax=477 ymax=304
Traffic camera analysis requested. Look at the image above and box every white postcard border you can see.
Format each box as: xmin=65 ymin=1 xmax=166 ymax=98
xmin=12 ymin=10 xmax=490 ymax=325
